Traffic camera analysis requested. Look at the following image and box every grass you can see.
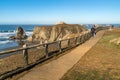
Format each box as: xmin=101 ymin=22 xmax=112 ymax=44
xmin=99 ymin=35 xmax=120 ymax=49
xmin=61 ymin=28 xmax=120 ymax=80
xmin=62 ymin=70 xmax=115 ymax=80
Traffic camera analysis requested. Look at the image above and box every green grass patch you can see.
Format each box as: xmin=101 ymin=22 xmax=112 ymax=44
xmin=99 ymin=35 xmax=120 ymax=49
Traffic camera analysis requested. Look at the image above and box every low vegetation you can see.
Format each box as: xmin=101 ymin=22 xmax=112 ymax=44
xmin=61 ymin=28 xmax=120 ymax=80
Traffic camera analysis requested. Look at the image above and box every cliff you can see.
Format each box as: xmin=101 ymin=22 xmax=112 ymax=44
xmin=27 ymin=23 xmax=87 ymax=43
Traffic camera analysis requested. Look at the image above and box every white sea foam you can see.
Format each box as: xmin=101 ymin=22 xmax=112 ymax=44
xmin=25 ymin=31 xmax=33 ymax=36
xmin=0 ymin=40 xmax=13 ymax=44
xmin=0 ymin=30 xmax=33 ymax=45
xmin=0 ymin=31 xmax=16 ymax=38
xmin=0 ymin=30 xmax=32 ymax=38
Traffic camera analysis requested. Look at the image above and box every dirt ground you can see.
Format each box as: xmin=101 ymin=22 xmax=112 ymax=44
xmin=61 ymin=28 xmax=120 ymax=80
xmin=0 ymin=36 xmax=77 ymax=76
xmin=0 ymin=47 xmax=45 ymax=75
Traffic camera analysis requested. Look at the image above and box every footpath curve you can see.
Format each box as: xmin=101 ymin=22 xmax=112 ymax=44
xmin=18 ymin=30 xmax=105 ymax=80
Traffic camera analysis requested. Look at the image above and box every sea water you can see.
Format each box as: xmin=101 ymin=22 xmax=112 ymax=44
xmin=0 ymin=25 xmax=36 ymax=51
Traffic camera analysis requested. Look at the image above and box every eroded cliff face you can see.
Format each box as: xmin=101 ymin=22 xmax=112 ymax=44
xmin=27 ymin=24 xmax=87 ymax=43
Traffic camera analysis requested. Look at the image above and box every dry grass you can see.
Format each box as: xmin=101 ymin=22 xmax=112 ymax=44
xmin=0 ymin=37 xmax=77 ymax=76
xmin=0 ymin=48 xmax=45 ymax=75
xmin=61 ymin=28 xmax=120 ymax=80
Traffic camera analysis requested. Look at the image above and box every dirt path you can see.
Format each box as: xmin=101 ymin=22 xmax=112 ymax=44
xmin=17 ymin=30 xmax=105 ymax=80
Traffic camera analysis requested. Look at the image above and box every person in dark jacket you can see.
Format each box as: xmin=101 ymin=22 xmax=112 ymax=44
xmin=91 ymin=25 xmax=96 ymax=37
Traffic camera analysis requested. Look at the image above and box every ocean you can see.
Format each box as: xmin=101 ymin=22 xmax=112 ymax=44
xmin=0 ymin=24 xmax=119 ymax=51
xmin=0 ymin=25 xmax=36 ymax=51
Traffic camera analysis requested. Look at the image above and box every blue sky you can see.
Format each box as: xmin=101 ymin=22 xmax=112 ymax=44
xmin=0 ymin=0 xmax=120 ymax=24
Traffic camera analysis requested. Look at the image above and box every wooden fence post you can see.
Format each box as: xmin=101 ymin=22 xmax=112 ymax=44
xmin=59 ymin=39 xmax=62 ymax=52
xmin=80 ymin=34 xmax=83 ymax=44
xmin=79 ymin=34 xmax=82 ymax=44
xmin=86 ymin=32 xmax=89 ymax=40
xmin=45 ymin=41 xmax=48 ymax=58
xmin=75 ymin=37 xmax=78 ymax=45
xmin=90 ymin=32 xmax=92 ymax=37
xmin=84 ymin=33 xmax=86 ymax=41
xmin=84 ymin=34 xmax=86 ymax=40
xmin=82 ymin=34 xmax=85 ymax=43
xmin=87 ymin=32 xmax=90 ymax=39
xmin=67 ymin=37 xmax=70 ymax=48
xmin=23 ymin=44 xmax=28 ymax=66
xmin=89 ymin=32 xmax=92 ymax=38
xmin=85 ymin=33 xmax=87 ymax=41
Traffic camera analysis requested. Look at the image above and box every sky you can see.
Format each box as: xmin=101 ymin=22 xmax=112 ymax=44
xmin=0 ymin=0 xmax=120 ymax=24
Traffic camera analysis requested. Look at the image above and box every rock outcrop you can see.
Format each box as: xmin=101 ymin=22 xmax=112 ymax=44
xmin=27 ymin=23 xmax=87 ymax=43
xmin=56 ymin=22 xmax=66 ymax=25
xmin=9 ymin=27 xmax=27 ymax=40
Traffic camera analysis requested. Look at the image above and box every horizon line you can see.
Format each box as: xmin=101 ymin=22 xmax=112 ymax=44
xmin=0 ymin=23 xmax=120 ymax=25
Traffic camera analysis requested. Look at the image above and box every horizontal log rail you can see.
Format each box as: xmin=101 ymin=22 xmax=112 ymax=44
xmin=0 ymin=27 xmax=105 ymax=80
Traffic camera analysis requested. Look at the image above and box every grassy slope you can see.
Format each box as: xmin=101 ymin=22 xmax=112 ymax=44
xmin=61 ymin=28 xmax=120 ymax=80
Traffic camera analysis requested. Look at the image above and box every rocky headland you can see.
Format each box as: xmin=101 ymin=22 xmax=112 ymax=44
xmin=27 ymin=22 xmax=87 ymax=43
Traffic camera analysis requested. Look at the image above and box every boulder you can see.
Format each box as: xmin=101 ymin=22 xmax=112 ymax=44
xmin=9 ymin=26 xmax=27 ymax=40
xmin=16 ymin=27 xmax=27 ymax=39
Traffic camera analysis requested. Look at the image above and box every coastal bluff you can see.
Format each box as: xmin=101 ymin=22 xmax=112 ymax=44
xmin=27 ymin=23 xmax=87 ymax=43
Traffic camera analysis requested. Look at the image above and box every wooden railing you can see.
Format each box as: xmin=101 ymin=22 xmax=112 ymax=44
xmin=0 ymin=27 xmax=104 ymax=80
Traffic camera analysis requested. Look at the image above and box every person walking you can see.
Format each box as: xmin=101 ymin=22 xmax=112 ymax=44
xmin=91 ymin=25 xmax=96 ymax=37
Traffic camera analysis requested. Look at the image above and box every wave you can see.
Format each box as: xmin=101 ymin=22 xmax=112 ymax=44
xmin=0 ymin=30 xmax=33 ymax=45
xmin=0 ymin=30 xmax=33 ymax=32
xmin=0 ymin=38 xmax=8 ymax=41
xmin=0 ymin=30 xmax=33 ymax=37
xmin=0 ymin=30 xmax=16 ymax=33
xmin=0 ymin=40 xmax=13 ymax=44
xmin=0 ymin=32 xmax=15 ymax=39
xmin=0 ymin=31 xmax=15 ymax=39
